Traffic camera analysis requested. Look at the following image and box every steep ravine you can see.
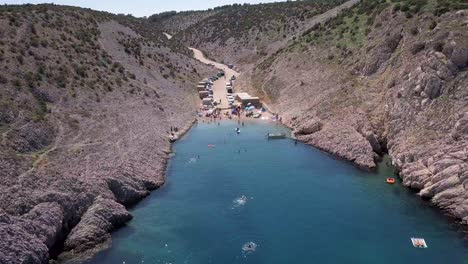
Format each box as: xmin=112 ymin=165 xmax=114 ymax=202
xmin=174 ymin=1 xmax=468 ymax=225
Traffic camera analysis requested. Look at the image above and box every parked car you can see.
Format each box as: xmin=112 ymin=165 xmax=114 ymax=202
xmin=231 ymin=75 xmax=236 ymax=80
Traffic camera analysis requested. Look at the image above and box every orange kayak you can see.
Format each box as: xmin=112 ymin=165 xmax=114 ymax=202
xmin=386 ymin=178 xmax=395 ymax=184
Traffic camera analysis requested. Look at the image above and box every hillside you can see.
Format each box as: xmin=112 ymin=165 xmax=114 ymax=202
xmin=0 ymin=4 xmax=211 ymax=263
xmin=174 ymin=0 xmax=349 ymax=65
xmin=149 ymin=10 xmax=220 ymax=35
xmin=173 ymin=0 xmax=468 ymax=224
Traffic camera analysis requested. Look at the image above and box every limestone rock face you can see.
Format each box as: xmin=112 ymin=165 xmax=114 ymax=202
xmin=294 ymin=118 xmax=322 ymax=135
xmin=0 ymin=203 xmax=63 ymax=264
xmin=450 ymin=47 xmax=468 ymax=69
xmin=299 ymin=123 xmax=377 ymax=169
xmin=64 ymin=197 xmax=132 ymax=253
xmin=451 ymin=112 xmax=468 ymax=140
xmin=362 ymin=32 xmax=402 ymax=76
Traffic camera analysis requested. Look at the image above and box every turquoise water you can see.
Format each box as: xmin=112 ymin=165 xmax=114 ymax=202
xmin=87 ymin=121 xmax=468 ymax=264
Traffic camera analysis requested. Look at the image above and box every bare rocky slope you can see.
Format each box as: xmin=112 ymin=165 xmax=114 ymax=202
xmin=0 ymin=4 xmax=211 ymax=263
xmin=172 ymin=0 xmax=468 ymax=225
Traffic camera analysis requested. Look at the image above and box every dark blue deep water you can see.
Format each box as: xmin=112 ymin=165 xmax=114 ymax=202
xmin=87 ymin=121 xmax=468 ymax=264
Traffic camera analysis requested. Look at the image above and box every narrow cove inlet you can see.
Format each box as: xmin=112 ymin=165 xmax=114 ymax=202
xmin=86 ymin=120 xmax=468 ymax=264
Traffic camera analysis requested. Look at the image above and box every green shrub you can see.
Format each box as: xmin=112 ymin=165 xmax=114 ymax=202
xmin=12 ymin=79 xmax=22 ymax=87
xmin=433 ymin=41 xmax=444 ymax=52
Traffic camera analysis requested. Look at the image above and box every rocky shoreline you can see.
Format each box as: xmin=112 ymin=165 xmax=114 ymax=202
xmin=54 ymin=118 xmax=197 ymax=264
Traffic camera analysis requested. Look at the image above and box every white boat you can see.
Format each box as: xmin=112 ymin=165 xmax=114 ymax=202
xmin=267 ymin=133 xmax=286 ymax=139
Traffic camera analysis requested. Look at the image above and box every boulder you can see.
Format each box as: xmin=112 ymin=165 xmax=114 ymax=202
xmin=106 ymin=178 xmax=149 ymax=206
xmin=450 ymin=47 xmax=468 ymax=69
xmin=451 ymin=112 xmax=468 ymax=140
xmin=294 ymin=118 xmax=322 ymax=135
xmin=423 ymin=76 xmax=443 ymax=99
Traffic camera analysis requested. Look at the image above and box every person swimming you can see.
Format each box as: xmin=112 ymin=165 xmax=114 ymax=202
xmin=242 ymin=242 xmax=257 ymax=252
xmin=233 ymin=195 xmax=248 ymax=207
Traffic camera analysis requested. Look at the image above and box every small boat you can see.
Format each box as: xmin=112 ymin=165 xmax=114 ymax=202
xmin=386 ymin=178 xmax=395 ymax=184
xmin=267 ymin=133 xmax=286 ymax=139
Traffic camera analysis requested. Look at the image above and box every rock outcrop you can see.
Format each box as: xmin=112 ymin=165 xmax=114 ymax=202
xmin=64 ymin=197 xmax=132 ymax=254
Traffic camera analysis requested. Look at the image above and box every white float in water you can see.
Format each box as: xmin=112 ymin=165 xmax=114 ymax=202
xmin=411 ymin=238 xmax=428 ymax=248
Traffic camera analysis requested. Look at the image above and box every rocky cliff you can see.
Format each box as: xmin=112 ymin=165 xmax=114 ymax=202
xmin=173 ymin=0 xmax=468 ymax=224
xmin=0 ymin=5 xmax=210 ymax=263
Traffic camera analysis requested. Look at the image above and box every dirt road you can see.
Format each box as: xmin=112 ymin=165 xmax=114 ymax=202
xmin=190 ymin=47 xmax=239 ymax=109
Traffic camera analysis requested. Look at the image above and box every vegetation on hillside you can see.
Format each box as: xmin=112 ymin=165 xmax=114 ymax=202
xmin=178 ymin=0 xmax=346 ymax=45
xmin=0 ymin=4 xmax=198 ymax=127
xmin=257 ymin=0 xmax=467 ymax=70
